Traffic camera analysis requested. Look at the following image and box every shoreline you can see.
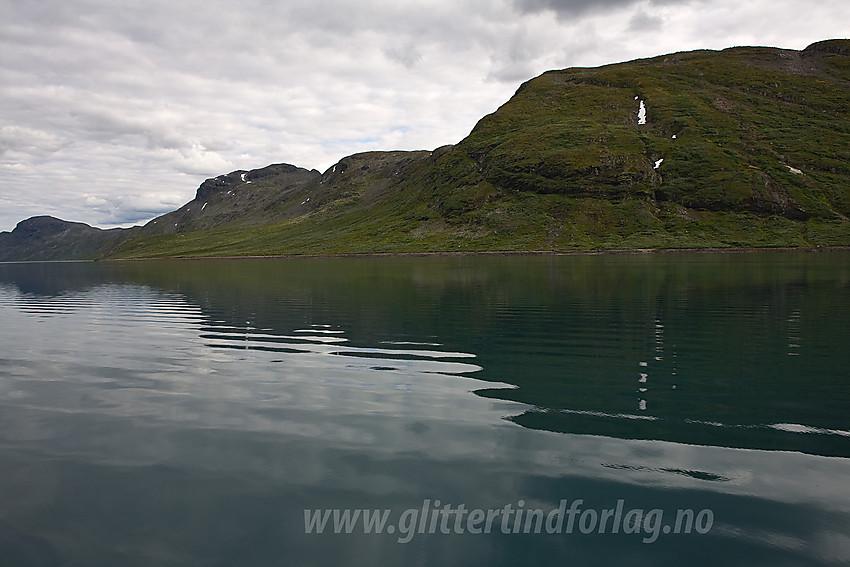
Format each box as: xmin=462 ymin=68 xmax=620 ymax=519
xmin=3 ymin=246 xmax=849 ymax=264
xmin=98 ymin=245 xmax=850 ymax=262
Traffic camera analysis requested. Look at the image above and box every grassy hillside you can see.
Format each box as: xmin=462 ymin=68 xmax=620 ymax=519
xmin=23 ymin=40 xmax=850 ymax=260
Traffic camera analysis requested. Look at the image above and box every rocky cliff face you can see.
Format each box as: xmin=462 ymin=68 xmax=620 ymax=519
xmin=135 ymin=163 xmax=322 ymax=236
xmin=804 ymin=39 xmax=850 ymax=56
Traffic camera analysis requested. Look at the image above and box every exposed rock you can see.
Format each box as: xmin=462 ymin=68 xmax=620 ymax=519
xmin=803 ymin=39 xmax=850 ymax=56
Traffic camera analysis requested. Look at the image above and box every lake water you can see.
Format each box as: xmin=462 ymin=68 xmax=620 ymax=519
xmin=0 ymin=253 xmax=848 ymax=566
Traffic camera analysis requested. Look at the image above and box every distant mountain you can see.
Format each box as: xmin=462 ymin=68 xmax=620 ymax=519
xmin=0 ymin=216 xmax=130 ymax=261
xmin=3 ymin=39 xmax=850 ymax=260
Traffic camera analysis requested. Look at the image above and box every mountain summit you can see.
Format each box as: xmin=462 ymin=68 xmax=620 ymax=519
xmin=3 ymin=40 xmax=849 ymax=260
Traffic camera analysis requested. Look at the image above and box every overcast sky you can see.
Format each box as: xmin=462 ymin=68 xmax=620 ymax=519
xmin=1 ymin=0 xmax=847 ymax=231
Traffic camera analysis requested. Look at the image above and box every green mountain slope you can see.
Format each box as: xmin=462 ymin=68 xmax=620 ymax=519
xmin=111 ymin=40 xmax=850 ymax=258
xmin=4 ymin=40 xmax=850 ymax=260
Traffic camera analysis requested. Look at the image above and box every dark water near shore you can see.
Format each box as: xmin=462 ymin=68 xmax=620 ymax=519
xmin=0 ymin=253 xmax=848 ymax=566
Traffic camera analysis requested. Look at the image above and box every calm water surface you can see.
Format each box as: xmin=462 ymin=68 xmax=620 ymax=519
xmin=0 ymin=253 xmax=848 ymax=566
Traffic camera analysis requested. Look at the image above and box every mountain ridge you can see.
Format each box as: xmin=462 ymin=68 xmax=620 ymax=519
xmin=3 ymin=39 xmax=849 ymax=261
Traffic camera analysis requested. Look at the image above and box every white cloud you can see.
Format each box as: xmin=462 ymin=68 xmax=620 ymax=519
xmin=160 ymin=144 xmax=236 ymax=176
xmin=1 ymin=0 xmax=848 ymax=231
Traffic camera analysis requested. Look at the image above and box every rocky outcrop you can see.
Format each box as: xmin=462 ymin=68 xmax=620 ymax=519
xmin=803 ymin=39 xmax=850 ymax=56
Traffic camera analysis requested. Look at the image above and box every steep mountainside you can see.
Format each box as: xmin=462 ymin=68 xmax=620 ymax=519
xmin=3 ymin=40 xmax=850 ymax=260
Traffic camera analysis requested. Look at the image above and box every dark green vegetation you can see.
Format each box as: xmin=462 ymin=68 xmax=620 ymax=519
xmin=3 ymin=40 xmax=849 ymax=260
xmin=0 ymin=216 xmax=132 ymax=262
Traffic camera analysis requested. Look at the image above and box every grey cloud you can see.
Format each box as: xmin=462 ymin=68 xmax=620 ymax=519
xmin=512 ymin=0 xmax=686 ymax=19
xmin=385 ymin=43 xmax=423 ymax=68
xmin=0 ymin=126 xmax=69 ymax=161
xmin=486 ymin=24 xmax=545 ymax=82
xmin=627 ymin=10 xmax=664 ymax=32
xmin=81 ymin=190 xmax=187 ymax=226
xmin=513 ymin=0 xmax=642 ymax=17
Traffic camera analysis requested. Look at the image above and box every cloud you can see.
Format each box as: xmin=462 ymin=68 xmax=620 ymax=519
xmin=1 ymin=0 xmax=849 ymax=231
xmin=161 ymin=144 xmax=235 ymax=177
xmin=513 ymin=0 xmax=651 ymax=18
xmin=627 ymin=9 xmax=664 ymax=32
xmin=0 ymin=126 xmax=69 ymax=162
xmin=385 ymin=43 xmax=424 ymax=68
xmin=81 ymin=190 xmax=188 ymax=226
